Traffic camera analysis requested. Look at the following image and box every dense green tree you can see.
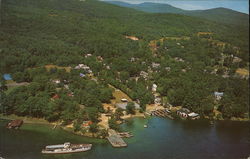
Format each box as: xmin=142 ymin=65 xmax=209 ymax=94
xmin=89 ymin=123 xmax=98 ymax=133
xmin=87 ymin=107 xmax=99 ymax=122
xmin=114 ymin=108 xmax=123 ymax=120
xmin=108 ymin=116 xmax=119 ymax=130
xmin=73 ymin=120 xmax=82 ymax=132
xmin=126 ymin=102 xmax=135 ymax=115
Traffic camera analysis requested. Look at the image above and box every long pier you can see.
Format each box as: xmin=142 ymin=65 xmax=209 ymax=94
xmin=107 ymin=129 xmax=127 ymax=148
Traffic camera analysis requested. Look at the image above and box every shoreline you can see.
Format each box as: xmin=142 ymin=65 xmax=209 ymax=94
xmin=1 ymin=112 xmax=248 ymax=134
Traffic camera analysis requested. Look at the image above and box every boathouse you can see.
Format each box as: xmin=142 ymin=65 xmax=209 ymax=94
xmin=188 ymin=112 xmax=200 ymax=120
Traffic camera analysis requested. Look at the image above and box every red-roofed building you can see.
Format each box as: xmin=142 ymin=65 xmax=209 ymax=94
xmin=52 ymin=94 xmax=60 ymax=99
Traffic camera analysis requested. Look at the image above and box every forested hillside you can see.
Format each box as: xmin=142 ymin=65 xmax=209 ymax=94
xmin=0 ymin=0 xmax=249 ymax=125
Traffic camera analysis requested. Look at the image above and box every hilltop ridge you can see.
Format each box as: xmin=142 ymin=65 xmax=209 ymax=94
xmin=106 ymin=1 xmax=249 ymax=26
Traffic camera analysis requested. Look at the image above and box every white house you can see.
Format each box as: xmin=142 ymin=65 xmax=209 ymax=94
xmin=214 ymin=92 xmax=224 ymax=100
xmin=140 ymin=71 xmax=148 ymax=79
xmin=152 ymin=62 xmax=160 ymax=68
xmin=51 ymin=79 xmax=60 ymax=84
xmin=188 ymin=112 xmax=200 ymax=120
xmin=152 ymin=84 xmax=157 ymax=92
xmin=165 ymin=67 xmax=171 ymax=71
xmin=85 ymin=54 xmax=92 ymax=58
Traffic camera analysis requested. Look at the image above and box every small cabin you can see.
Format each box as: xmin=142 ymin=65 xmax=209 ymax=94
xmin=177 ymin=108 xmax=191 ymax=118
xmin=152 ymin=84 xmax=157 ymax=92
xmin=82 ymin=121 xmax=93 ymax=128
xmin=6 ymin=119 xmax=23 ymax=129
xmin=188 ymin=112 xmax=200 ymax=120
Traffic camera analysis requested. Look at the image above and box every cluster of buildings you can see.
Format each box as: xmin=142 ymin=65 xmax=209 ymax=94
xmin=176 ymin=108 xmax=200 ymax=120
xmin=151 ymin=84 xmax=161 ymax=105
xmin=74 ymin=64 xmax=93 ymax=78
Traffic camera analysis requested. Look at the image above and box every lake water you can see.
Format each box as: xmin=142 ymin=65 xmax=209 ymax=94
xmin=0 ymin=117 xmax=249 ymax=159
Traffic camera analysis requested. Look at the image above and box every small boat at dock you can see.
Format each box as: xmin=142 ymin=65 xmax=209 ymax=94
xmin=117 ymin=132 xmax=133 ymax=138
xmin=41 ymin=142 xmax=92 ymax=154
xmin=144 ymin=125 xmax=148 ymax=128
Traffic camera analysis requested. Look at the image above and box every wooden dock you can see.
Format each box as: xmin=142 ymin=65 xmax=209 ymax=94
xmin=107 ymin=129 xmax=127 ymax=148
xmin=151 ymin=109 xmax=174 ymax=119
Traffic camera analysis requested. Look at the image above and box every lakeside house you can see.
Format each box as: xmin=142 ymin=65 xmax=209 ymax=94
xmin=188 ymin=112 xmax=200 ymax=120
xmin=154 ymin=97 xmax=161 ymax=105
xmin=152 ymin=91 xmax=161 ymax=105
xmin=177 ymin=108 xmax=191 ymax=118
xmin=177 ymin=108 xmax=200 ymax=120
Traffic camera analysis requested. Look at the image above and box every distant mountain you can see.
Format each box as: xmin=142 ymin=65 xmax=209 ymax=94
xmin=107 ymin=2 xmax=185 ymax=14
xmin=106 ymin=1 xmax=249 ymax=26
xmin=186 ymin=7 xmax=249 ymax=26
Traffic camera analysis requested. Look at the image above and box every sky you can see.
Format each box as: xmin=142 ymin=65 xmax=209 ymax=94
xmin=101 ymin=0 xmax=249 ymax=14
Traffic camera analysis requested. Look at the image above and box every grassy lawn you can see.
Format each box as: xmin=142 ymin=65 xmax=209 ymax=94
xmin=0 ymin=114 xmax=50 ymax=124
xmin=45 ymin=64 xmax=72 ymax=73
xmin=109 ymin=85 xmax=132 ymax=103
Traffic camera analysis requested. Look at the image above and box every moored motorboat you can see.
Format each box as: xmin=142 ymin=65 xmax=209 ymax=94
xmin=41 ymin=142 xmax=92 ymax=154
